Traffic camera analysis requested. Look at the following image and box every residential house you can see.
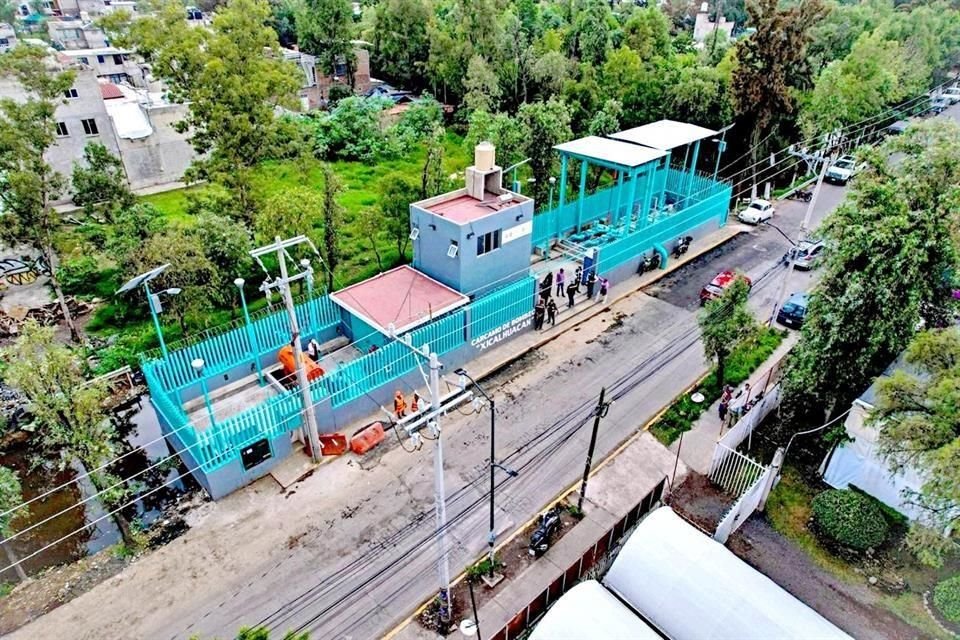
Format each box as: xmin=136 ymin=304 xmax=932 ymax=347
xmin=60 ymin=47 xmax=149 ymax=87
xmin=692 ymin=2 xmax=735 ymax=43
xmin=47 ymin=18 xmax=109 ymax=49
xmin=283 ymin=41 xmax=372 ymax=109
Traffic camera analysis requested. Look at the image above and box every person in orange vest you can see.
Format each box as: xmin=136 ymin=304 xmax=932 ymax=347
xmin=394 ymin=390 xmax=407 ymax=419
xmin=411 ymin=391 xmax=421 ymax=413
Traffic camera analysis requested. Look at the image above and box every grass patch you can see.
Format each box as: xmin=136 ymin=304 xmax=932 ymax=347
xmin=0 ymin=582 xmax=11 ymax=598
xmin=882 ymin=592 xmax=955 ymax=640
xmin=650 ymin=327 xmax=786 ymax=445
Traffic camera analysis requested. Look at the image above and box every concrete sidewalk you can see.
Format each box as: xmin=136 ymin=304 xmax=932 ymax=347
xmin=669 ymin=331 xmax=798 ymax=474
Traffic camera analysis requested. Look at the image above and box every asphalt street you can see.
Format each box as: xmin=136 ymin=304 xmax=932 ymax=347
xmin=12 ymin=106 xmax=960 ymax=640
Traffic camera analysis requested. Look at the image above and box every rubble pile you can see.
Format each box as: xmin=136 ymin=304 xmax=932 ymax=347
xmin=0 ymin=297 xmax=93 ymax=338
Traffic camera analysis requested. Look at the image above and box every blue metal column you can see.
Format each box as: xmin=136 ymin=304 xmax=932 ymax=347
xmin=641 ymin=168 xmax=654 ymax=229
xmin=657 ymin=153 xmax=670 ymax=212
xmin=680 ymin=144 xmax=690 ymax=203
xmin=557 ymin=154 xmax=568 ymax=241
xmin=614 ymin=169 xmax=625 ymax=227
xmin=576 ymin=159 xmax=588 ymax=231
xmin=627 ymin=168 xmax=639 ymax=231
xmin=237 ymin=281 xmax=264 ymax=385
xmin=686 ymin=140 xmax=701 ymax=206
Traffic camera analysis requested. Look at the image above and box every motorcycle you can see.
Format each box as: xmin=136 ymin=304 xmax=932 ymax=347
xmin=788 ymin=189 xmax=813 ymax=202
xmin=528 ymin=506 xmax=562 ymax=557
xmin=672 ymin=236 xmax=693 ymax=259
xmin=637 ymin=251 xmax=662 ymax=275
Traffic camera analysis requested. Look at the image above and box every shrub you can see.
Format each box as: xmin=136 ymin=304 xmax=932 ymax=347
xmin=811 ymin=489 xmax=889 ymax=551
xmin=934 ymin=576 xmax=960 ymax=622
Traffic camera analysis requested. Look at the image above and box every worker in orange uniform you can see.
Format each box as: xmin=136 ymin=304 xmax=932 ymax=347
xmin=394 ymin=390 xmax=407 ymax=419
xmin=411 ymin=391 xmax=421 ymax=413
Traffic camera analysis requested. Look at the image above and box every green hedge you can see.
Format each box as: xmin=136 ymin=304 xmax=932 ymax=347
xmin=650 ymin=327 xmax=786 ymax=445
xmin=811 ymin=489 xmax=889 ymax=551
xmin=934 ymin=575 xmax=960 ymax=623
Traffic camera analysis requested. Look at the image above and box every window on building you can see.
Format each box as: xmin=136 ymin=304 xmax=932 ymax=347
xmin=107 ymin=73 xmax=127 ymax=84
xmin=0 ymin=38 xmax=8 ymax=47
xmin=61 ymin=28 xmax=83 ymax=40
xmin=81 ymin=118 xmax=98 ymax=135
xmin=97 ymin=54 xmax=105 ymax=64
xmin=55 ymin=121 xmax=68 ymax=136
xmin=63 ymin=88 xmax=79 ymax=99
xmin=476 ymin=230 xmax=501 ymax=256
xmin=78 ymin=56 xmax=88 ymax=64
xmin=333 ymin=56 xmax=347 ymax=77
xmin=112 ymin=54 xmax=123 ymax=65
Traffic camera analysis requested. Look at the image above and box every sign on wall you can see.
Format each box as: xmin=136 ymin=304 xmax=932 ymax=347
xmin=471 ymin=310 xmax=533 ymax=351
xmin=503 ymin=220 xmax=533 ymax=244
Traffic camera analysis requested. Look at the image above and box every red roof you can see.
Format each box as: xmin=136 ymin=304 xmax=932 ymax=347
xmin=330 ymin=265 xmax=469 ymax=335
xmin=99 ymin=83 xmax=124 ymax=100
xmin=425 ymin=192 xmax=520 ymax=225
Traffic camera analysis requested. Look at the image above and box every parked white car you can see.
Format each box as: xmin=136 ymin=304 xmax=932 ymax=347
xmin=941 ymin=87 xmax=960 ymax=104
xmin=737 ymin=198 xmax=775 ymax=225
xmin=825 ymin=155 xmax=860 ymax=185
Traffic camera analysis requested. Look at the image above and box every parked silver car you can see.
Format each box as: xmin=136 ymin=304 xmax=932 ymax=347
xmin=785 ymin=239 xmax=825 ymax=270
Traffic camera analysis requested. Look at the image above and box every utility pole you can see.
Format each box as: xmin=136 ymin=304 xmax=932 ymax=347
xmin=710 ymin=0 xmax=724 ymax=59
xmin=577 ymin=387 xmax=609 ymax=512
xmin=428 ymin=351 xmax=453 ymax=626
xmin=769 ymin=153 xmax=832 ymax=326
xmin=250 ymin=236 xmax=323 ymax=463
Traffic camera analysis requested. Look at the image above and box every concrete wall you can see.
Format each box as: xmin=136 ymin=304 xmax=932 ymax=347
xmin=410 ymin=200 xmax=464 ymax=291
xmin=115 ymin=102 xmax=195 ymax=190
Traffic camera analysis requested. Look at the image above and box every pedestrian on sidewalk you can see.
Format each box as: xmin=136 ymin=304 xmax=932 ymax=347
xmin=306 ymin=338 xmax=322 ymax=361
xmin=534 ymin=298 xmax=546 ymax=330
xmin=546 ymin=297 xmax=558 ymax=326
xmin=555 ymin=268 xmax=565 ymax=297
xmin=566 ymin=281 xmax=577 ymax=308
xmin=586 ymin=271 xmax=597 ymax=299
xmin=411 ymin=391 xmax=421 ymax=413
xmin=393 ymin=390 xmax=407 ymax=419
xmin=730 ymin=382 xmax=751 ymax=423
xmin=574 ymin=265 xmax=583 ymax=292
xmin=718 ymin=398 xmax=728 ymax=424
xmin=598 ymin=277 xmax=609 ymax=304
xmin=540 ymin=271 xmax=553 ymax=301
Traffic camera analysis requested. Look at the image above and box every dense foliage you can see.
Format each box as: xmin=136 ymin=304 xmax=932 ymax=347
xmin=811 ymin=489 xmax=889 ymax=551
xmin=933 ymin=575 xmax=960 ymax=623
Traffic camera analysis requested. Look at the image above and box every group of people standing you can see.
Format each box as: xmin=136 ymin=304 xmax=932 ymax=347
xmin=717 ymin=382 xmax=753 ymax=431
xmin=533 ymin=265 xmax=610 ymax=331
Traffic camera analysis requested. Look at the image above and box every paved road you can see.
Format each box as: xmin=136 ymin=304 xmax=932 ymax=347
xmin=13 ymin=107 xmax=960 ymax=640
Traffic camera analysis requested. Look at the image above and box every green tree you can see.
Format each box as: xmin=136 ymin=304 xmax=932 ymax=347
xmin=379 ymin=173 xmax=419 ymax=259
xmin=780 ymin=121 xmax=960 ymax=436
xmin=731 ymin=0 xmax=826 ymax=163
xmin=698 ymin=277 xmax=755 ymax=388
xmin=320 ymin=164 xmax=343 ymax=292
xmin=1 ymin=321 xmax=135 ymax=544
xmin=587 ymin=98 xmax=622 ymax=137
xmin=531 ymin=50 xmax=571 ymax=98
xmin=518 ymin=98 xmax=572 ymax=205
xmin=118 ymin=0 xmax=301 ymax=220
xmin=622 ymin=7 xmax=672 ymax=59
xmin=138 ymin=229 xmax=219 ymax=333
xmin=464 ymin=109 xmax=526 ymax=169
xmin=871 ymin=328 xmax=960 ymax=567
xmin=256 ymin=186 xmax=324 ymax=243
xmin=372 ymin=0 xmax=431 ymax=90
xmin=195 ymin=213 xmax=253 ymax=295
xmin=463 ymin=55 xmax=502 ymax=113
xmin=420 ymin=125 xmax=446 ymax=199
xmin=666 ymin=60 xmax=733 ymax=129
xmin=0 ymin=45 xmax=83 ymax=342
xmin=572 ymin=0 xmax=612 ymax=66
xmin=297 ymin=0 xmax=356 ymax=85
xmin=0 ymin=466 xmax=27 ymax=582
xmin=356 ymin=208 xmax=385 ymax=272
xmin=108 ymin=203 xmax=168 ymax=277
xmin=314 ymin=96 xmax=391 ymax=161
xmin=269 ymin=0 xmax=300 ymax=48
xmin=71 ymin=142 xmax=135 ymax=221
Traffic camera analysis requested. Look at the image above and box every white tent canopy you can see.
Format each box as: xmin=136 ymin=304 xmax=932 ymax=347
xmin=528 ymin=580 xmax=661 ymax=640
xmin=603 ymin=507 xmax=852 ymax=640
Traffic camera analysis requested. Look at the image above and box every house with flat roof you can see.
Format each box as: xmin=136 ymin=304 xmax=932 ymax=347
xmin=0 ymin=23 xmax=17 ymax=53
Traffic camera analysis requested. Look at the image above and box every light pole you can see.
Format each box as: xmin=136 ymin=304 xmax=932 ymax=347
xmin=117 ymin=264 xmax=180 ymax=358
xmin=458 ymin=579 xmax=481 ymax=640
xmin=235 ymin=278 xmax=263 ymax=385
xmin=455 ymin=368 xmax=518 ymax=582
xmin=191 ymin=358 xmax=216 ymax=429
xmin=548 ymin=176 xmax=556 ymax=212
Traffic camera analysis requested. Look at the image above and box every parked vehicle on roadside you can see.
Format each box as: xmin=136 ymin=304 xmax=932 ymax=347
xmin=825 ymin=155 xmax=859 ymax=185
xmin=529 ymin=506 xmax=562 ymax=557
xmin=699 ymin=270 xmax=752 ymax=306
xmin=672 ymin=235 xmax=693 ymax=258
xmin=737 ymin=198 xmax=775 ymax=224
xmin=930 ymin=96 xmax=951 ymax=114
xmin=784 ymin=239 xmax=825 ymax=270
xmin=637 ymin=251 xmax=662 ymax=275
xmin=787 ymin=189 xmax=812 ymax=202
xmin=777 ymin=292 xmax=809 ymax=329
xmin=940 ymin=87 xmax=960 ymax=104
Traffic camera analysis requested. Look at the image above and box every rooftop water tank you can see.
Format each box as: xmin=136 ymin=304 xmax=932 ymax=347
xmin=475 ymin=141 xmax=495 ymax=172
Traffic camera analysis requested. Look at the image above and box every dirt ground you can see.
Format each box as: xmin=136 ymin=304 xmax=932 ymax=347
xmin=669 ymin=474 xmax=934 ymax=640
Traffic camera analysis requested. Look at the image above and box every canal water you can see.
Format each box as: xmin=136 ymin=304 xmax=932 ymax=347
xmin=0 ymin=396 xmax=199 ymax=584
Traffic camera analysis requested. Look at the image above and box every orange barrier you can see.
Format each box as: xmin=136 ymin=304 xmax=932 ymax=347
xmin=317 ymin=433 xmax=348 ymax=456
xmin=278 ymin=345 xmax=324 ymax=382
xmin=350 ymin=422 xmax=386 ymax=455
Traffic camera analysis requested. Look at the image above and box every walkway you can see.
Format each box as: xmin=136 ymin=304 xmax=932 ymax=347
xmin=669 ymin=331 xmax=798 ymax=474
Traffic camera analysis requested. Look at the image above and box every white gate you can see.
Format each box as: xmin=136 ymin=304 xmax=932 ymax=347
xmin=710 ymin=447 xmax=784 ymax=543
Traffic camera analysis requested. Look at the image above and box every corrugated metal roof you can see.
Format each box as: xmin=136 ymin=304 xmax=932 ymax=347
xmin=553 ymin=136 xmax=667 ymax=168
xmin=611 ymin=119 xmax=718 ymax=150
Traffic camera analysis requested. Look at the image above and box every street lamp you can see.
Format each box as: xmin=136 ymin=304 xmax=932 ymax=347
xmin=117 ymin=264 xmax=180 ymax=358
xmin=548 ymin=176 xmax=556 ymax=212
xmin=455 ymin=367 xmax=518 ymax=581
xmin=235 ymin=277 xmax=264 ymax=384
xmin=191 ymin=358 xmax=216 ymax=429
xmin=458 ymin=579 xmax=482 ymax=639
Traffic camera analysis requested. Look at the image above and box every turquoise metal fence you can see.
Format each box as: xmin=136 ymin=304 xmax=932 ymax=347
xmin=597 ymin=186 xmax=733 ymax=271
xmin=468 ymin=276 xmax=536 ymax=339
xmin=532 ymin=169 xmax=728 ymax=248
xmin=148 ymin=293 xmax=340 ymax=393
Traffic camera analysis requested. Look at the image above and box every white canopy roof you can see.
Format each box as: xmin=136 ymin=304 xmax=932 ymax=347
xmin=611 ymin=119 xmax=718 ymax=151
xmin=603 ymin=507 xmax=853 ymax=640
xmin=529 ymin=580 xmax=661 ymax=640
xmin=105 ymin=100 xmax=153 ymax=139
xmin=553 ymin=135 xmax=667 ymax=168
